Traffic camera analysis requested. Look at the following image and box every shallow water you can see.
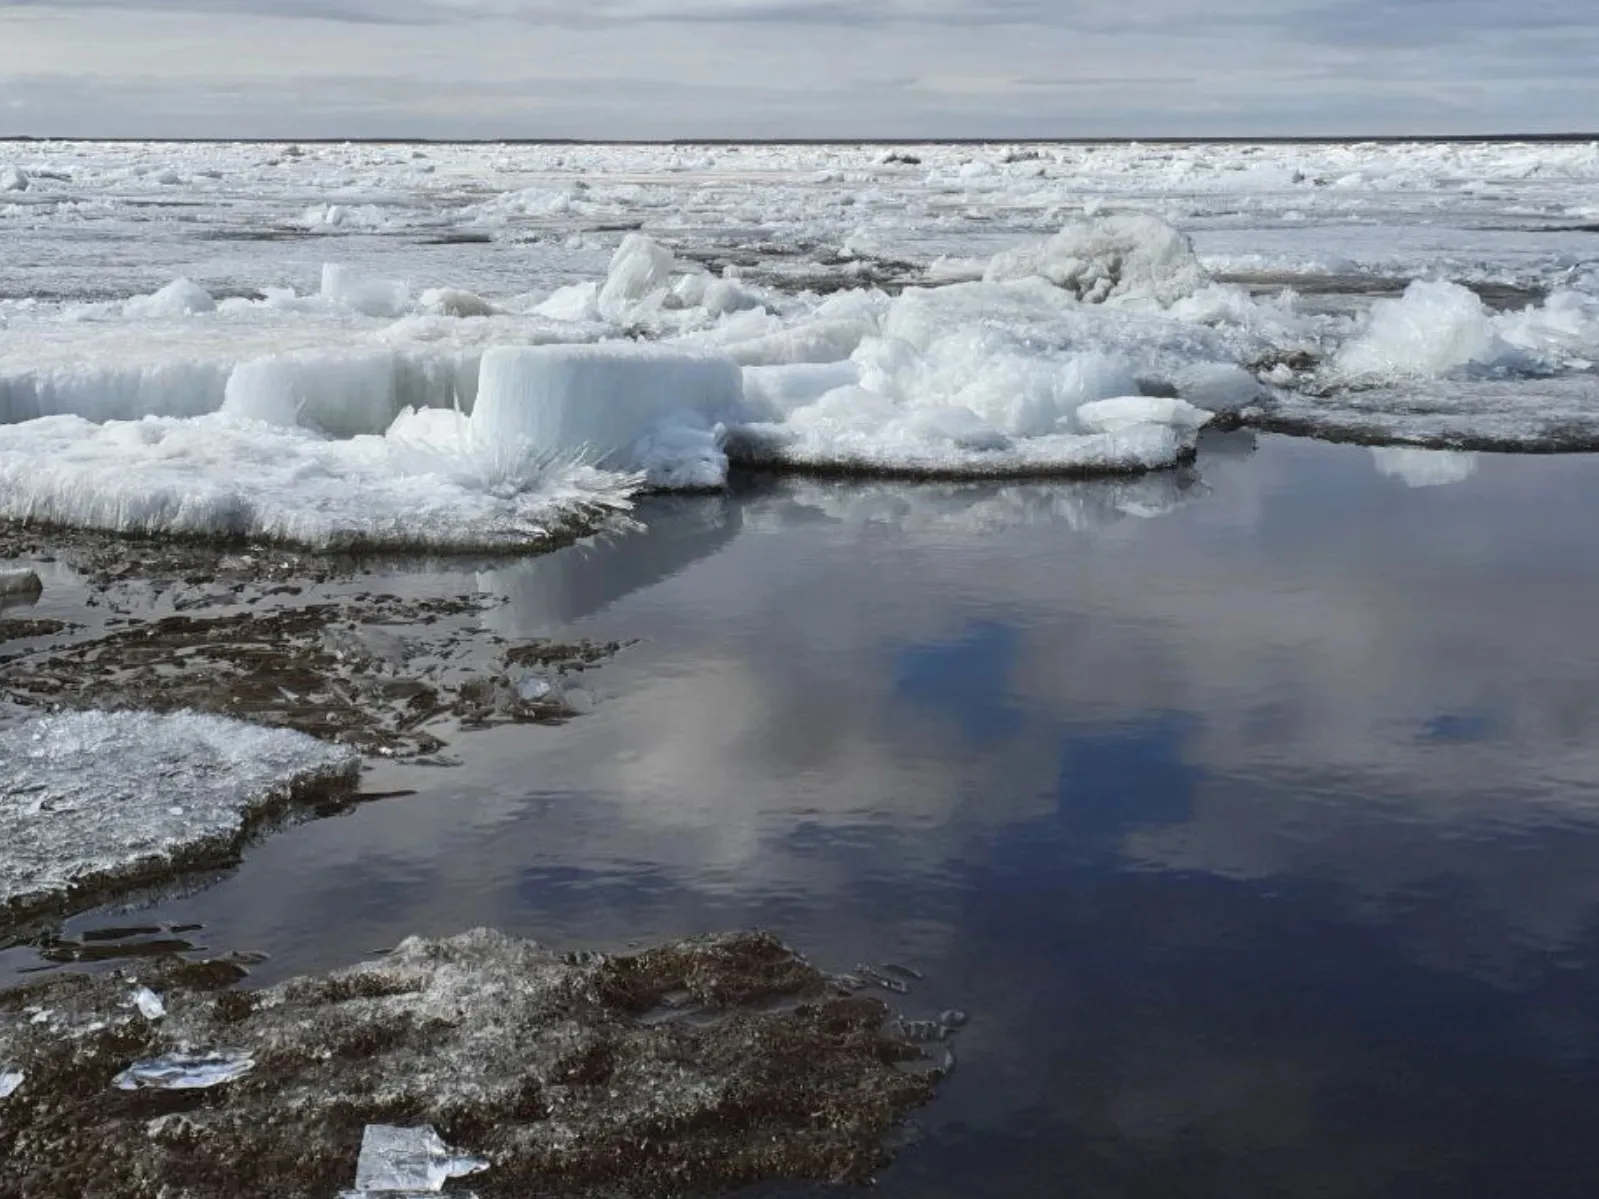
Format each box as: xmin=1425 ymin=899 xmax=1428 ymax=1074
xmin=12 ymin=433 xmax=1599 ymax=1196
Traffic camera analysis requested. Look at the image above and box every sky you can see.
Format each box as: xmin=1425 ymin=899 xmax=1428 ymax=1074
xmin=0 ymin=0 xmax=1595 ymax=139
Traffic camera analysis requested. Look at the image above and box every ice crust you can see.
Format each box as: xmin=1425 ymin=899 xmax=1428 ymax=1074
xmin=0 ymin=710 xmax=359 ymax=922
xmin=0 ymin=410 xmax=638 ymax=550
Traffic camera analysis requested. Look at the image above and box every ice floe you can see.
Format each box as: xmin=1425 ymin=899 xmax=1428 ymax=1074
xmin=0 ymin=410 xmax=638 ymax=550
xmin=0 ymin=710 xmax=359 ymax=922
xmin=1 ymin=138 xmax=1597 ymax=510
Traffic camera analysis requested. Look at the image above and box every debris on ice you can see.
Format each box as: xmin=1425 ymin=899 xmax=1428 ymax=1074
xmin=352 ymin=1125 xmax=489 ymax=1193
xmin=113 ymin=1051 xmax=255 ymax=1091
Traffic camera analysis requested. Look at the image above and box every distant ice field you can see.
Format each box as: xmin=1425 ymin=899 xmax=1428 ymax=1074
xmin=1 ymin=140 xmax=1596 ymax=546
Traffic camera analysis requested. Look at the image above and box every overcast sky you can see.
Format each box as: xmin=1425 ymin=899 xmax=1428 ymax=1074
xmin=0 ymin=0 xmax=1594 ymax=139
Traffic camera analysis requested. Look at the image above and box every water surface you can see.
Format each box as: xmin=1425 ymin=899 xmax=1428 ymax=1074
xmin=12 ymin=433 xmax=1599 ymax=1197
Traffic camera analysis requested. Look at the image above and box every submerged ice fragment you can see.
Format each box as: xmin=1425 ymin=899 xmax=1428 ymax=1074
xmin=0 ymin=568 xmax=41 ymax=598
xmin=131 ymin=986 xmax=166 ymax=1021
xmin=112 ymin=1050 xmax=255 ymax=1091
xmin=352 ymin=1124 xmax=489 ymax=1193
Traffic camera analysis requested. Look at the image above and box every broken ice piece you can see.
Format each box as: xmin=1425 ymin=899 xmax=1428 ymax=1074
xmin=112 ymin=1050 xmax=255 ymax=1091
xmin=517 ymin=677 xmax=553 ymax=703
xmin=0 ymin=568 xmax=42 ymax=598
xmin=132 ymin=986 xmax=166 ymax=1020
xmin=854 ymin=964 xmax=910 ymax=994
xmin=0 ymin=1068 xmax=22 ymax=1098
xmin=352 ymin=1124 xmax=490 ymax=1193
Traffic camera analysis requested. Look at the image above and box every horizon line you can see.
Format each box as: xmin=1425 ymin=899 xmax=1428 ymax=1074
xmin=2 ymin=133 xmax=1597 ymax=146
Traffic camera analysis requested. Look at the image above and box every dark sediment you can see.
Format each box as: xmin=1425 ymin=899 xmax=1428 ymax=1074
xmin=0 ymin=594 xmax=625 ymax=759
xmin=0 ymin=930 xmax=949 ymax=1199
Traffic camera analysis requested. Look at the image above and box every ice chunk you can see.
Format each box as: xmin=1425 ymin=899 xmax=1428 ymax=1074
xmin=721 ymin=275 xmax=1222 ymax=478
xmin=727 ymin=407 xmax=1194 ymax=479
xmin=471 ymin=343 xmax=746 ymax=490
xmin=123 ymin=278 xmax=217 ymax=319
xmin=983 ymin=215 xmax=1206 ymax=304
xmin=517 ymin=677 xmax=553 ymax=702
xmin=0 ymin=1069 xmax=21 ymax=1098
xmin=0 ymin=356 xmax=233 ymax=426
xmin=113 ymin=1050 xmax=255 ymax=1091
xmin=322 ymin=264 xmax=411 ymax=318
xmin=597 ymin=233 xmax=675 ymax=322
xmin=132 ymin=986 xmax=166 ymax=1021
xmin=1334 ymin=280 xmax=1506 ymax=378
xmin=0 ymin=567 xmax=41 ymax=598
xmin=702 ymin=278 xmax=764 ymax=317
xmin=0 ymin=711 xmax=358 ymax=920
xmin=221 ymin=349 xmax=476 ymax=438
xmin=418 ymin=288 xmax=496 ymax=318
xmin=0 ymin=166 xmax=27 ymax=192
xmin=352 ymin=1125 xmax=489 ymax=1193
xmin=741 ymin=361 xmax=862 ymax=419
xmin=718 ymin=319 xmax=875 ymax=367
xmin=535 ymin=281 xmax=600 ymax=322
xmin=0 ymin=410 xmax=635 ymax=550
xmin=1075 ymin=396 xmax=1212 ymax=436
xmin=1240 ymin=373 xmax=1599 ymax=451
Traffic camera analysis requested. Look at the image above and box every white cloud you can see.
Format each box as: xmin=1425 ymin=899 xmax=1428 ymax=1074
xmin=0 ymin=0 xmax=1593 ymax=136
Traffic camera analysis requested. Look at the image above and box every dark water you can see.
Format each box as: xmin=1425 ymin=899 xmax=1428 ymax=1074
xmin=14 ymin=432 xmax=1599 ymax=1196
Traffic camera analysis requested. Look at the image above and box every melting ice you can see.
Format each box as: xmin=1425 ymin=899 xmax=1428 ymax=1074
xmin=0 ymin=710 xmax=359 ymax=921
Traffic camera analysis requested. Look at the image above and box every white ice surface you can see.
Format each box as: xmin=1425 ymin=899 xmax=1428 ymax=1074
xmin=472 ymin=343 xmax=746 ymax=490
xmin=0 ymin=710 xmax=359 ymax=918
xmin=0 ymin=410 xmax=638 ymax=550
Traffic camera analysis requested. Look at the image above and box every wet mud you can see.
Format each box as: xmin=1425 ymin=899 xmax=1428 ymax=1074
xmin=0 ymin=930 xmax=952 ymax=1199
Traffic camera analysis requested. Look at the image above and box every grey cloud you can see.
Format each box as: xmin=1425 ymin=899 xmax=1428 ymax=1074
xmin=2 ymin=0 xmax=425 ymax=24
